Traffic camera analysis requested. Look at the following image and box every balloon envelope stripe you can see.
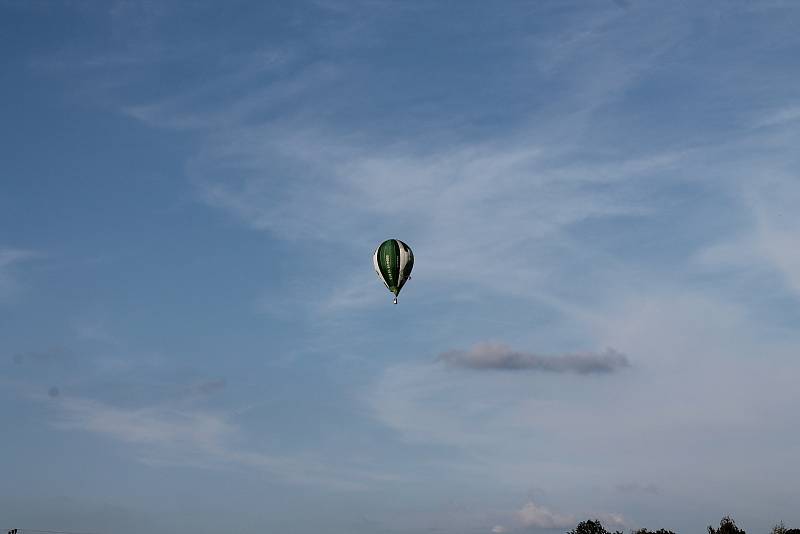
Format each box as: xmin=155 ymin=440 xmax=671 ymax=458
xmin=373 ymin=246 xmax=391 ymax=291
xmin=379 ymin=239 xmax=400 ymax=293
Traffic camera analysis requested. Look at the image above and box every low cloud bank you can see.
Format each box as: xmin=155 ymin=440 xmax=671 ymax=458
xmin=440 ymin=343 xmax=630 ymax=374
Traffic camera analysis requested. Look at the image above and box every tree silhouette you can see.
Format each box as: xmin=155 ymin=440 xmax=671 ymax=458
xmin=708 ymin=516 xmax=745 ymax=534
xmin=567 ymin=519 xmax=623 ymax=534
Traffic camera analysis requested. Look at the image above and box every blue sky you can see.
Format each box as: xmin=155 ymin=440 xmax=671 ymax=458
xmin=2 ymin=1 xmax=800 ymax=533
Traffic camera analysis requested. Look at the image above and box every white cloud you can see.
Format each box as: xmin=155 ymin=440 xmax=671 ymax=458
xmin=511 ymin=502 xmax=627 ymax=532
xmin=517 ymin=501 xmax=576 ymax=529
xmin=594 ymin=512 xmax=627 ymax=529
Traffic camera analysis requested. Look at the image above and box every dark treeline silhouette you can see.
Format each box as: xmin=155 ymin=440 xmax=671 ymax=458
xmin=566 ymin=515 xmax=795 ymax=534
xmin=568 ymin=519 xmax=624 ymax=534
xmin=567 ymin=519 xmax=674 ymax=534
xmin=770 ymin=521 xmax=800 ymax=534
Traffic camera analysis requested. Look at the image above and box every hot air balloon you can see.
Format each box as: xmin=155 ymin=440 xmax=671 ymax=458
xmin=373 ymin=239 xmax=414 ymax=304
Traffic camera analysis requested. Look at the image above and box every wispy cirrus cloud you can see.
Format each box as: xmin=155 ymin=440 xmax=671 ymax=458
xmin=54 ymin=3 xmax=703 ymax=317
xmin=754 ymin=104 xmax=800 ymax=128
xmin=55 ymin=396 xmax=236 ymax=451
xmin=191 ymin=378 xmax=227 ymax=396
xmin=19 ymin=2 xmax=800 ymax=531
xmin=0 ymin=247 xmax=37 ymax=266
xmin=440 ymin=343 xmax=629 ymax=374
xmin=12 ymin=346 xmax=66 ymax=366
xmin=0 ymin=247 xmax=39 ymax=300
xmin=692 ymin=173 xmax=800 ymax=301
xmin=50 ymin=393 xmax=402 ymax=490
xmin=616 ymin=482 xmax=661 ymax=496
